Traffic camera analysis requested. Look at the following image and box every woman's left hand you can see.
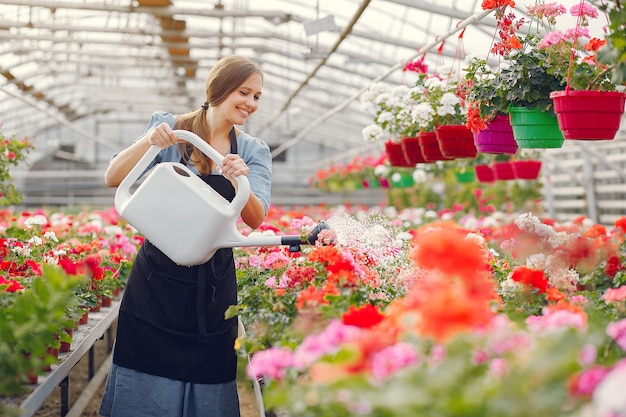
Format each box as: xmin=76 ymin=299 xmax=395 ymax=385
xmin=220 ymin=154 xmax=249 ymax=181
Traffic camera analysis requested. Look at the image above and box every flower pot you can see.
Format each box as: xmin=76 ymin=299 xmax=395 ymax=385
xmin=511 ymin=160 xmax=542 ymax=180
xmin=472 ymin=115 xmax=518 ymax=154
xmin=390 ymin=171 xmax=415 ymax=188
xmin=401 ymin=136 xmax=428 ymax=164
xmin=550 ymin=90 xmax=626 ymax=140
xmin=60 ymin=328 xmax=73 ymax=353
xmin=492 ymin=161 xmax=516 ymax=180
xmin=474 ymin=164 xmax=495 ymax=183
xmin=419 ymin=131 xmax=454 ymax=162
xmin=385 ymin=140 xmax=413 ymax=167
xmin=455 ymin=170 xmax=476 ymax=183
xmin=509 ymin=107 xmax=564 ymax=148
xmin=79 ymin=310 xmax=89 ymax=325
xmin=435 ymin=125 xmax=478 ymax=158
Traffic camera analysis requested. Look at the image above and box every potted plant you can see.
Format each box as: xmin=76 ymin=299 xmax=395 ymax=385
xmin=410 ymin=73 xmax=476 ymax=159
xmin=539 ymin=1 xmax=626 ymax=140
xmin=414 ymin=75 xmax=478 ymax=158
xmin=361 ymin=83 xmax=415 ymax=167
xmin=361 ymin=61 xmax=432 ymax=168
xmin=461 ymin=57 xmax=519 ymax=154
xmin=464 ymin=1 xmax=568 ymax=149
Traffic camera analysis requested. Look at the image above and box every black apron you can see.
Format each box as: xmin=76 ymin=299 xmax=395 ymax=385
xmin=113 ymin=129 xmax=239 ymax=384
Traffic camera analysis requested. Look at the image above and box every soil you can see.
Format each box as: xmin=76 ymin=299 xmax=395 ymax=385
xmin=30 ymin=322 xmax=260 ymax=417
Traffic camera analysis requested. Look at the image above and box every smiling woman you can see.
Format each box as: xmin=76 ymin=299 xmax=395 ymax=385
xmin=99 ymin=54 xmax=273 ymax=417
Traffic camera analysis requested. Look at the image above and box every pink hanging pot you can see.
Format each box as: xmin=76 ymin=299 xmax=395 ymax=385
xmin=472 ymin=114 xmax=518 ymax=154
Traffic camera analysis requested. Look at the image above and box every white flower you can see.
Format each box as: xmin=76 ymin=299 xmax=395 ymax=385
xmin=411 ymin=102 xmax=435 ymax=129
xmin=43 ymin=231 xmax=58 ymax=242
xmin=412 ymin=169 xmax=427 ymax=183
xmin=374 ymin=164 xmax=390 ymax=177
xmin=12 ymin=245 xmax=31 ymax=257
xmin=24 ymin=214 xmax=48 ymax=228
xmin=362 ymin=124 xmax=384 ymax=143
xmin=27 ymin=236 xmax=43 ymax=245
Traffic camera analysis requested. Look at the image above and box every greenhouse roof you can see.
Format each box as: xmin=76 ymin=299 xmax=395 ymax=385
xmin=0 ymin=0 xmax=583 ymax=171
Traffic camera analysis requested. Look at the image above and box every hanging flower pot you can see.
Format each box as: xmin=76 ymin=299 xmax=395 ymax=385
xmin=401 ymin=136 xmax=428 ymax=164
xmin=390 ymin=170 xmax=415 ymax=188
xmin=385 ymin=140 xmax=413 ymax=167
xmin=472 ymin=114 xmax=518 ymax=154
xmin=550 ymin=90 xmax=626 ymax=140
xmin=511 ymin=160 xmax=542 ymax=180
xmin=509 ymin=107 xmax=564 ymax=149
xmin=419 ymin=131 xmax=454 ymax=162
xmin=474 ymin=164 xmax=495 ymax=183
xmin=492 ymin=161 xmax=516 ymax=180
xmin=435 ymin=125 xmax=478 ymax=158
xmin=455 ymin=170 xmax=476 ymax=183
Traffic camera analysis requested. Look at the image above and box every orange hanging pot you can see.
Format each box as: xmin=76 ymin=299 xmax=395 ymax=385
xmin=550 ymin=90 xmax=626 ymax=140
xmin=434 ymin=125 xmax=478 ymax=158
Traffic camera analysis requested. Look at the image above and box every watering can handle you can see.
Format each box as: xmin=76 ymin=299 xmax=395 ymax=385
xmin=115 ymin=130 xmax=250 ymax=218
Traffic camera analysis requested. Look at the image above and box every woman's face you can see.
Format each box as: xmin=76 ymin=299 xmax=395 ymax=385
xmin=219 ymin=72 xmax=263 ymax=125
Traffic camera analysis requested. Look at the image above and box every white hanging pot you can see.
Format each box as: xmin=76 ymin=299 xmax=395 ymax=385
xmin=115 ymin=130 xmax=313 ymax=266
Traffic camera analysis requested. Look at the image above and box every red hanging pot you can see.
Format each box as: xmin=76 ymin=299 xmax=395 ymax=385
xmin=435 ymin=125 xmax=478 ymax=158
xmin=492 ymin=161 xmax=515 ymax=180
xmin=384 ymin=140 xmax=413 ymax=167
xmin=472 ymin=114 xmax=518 ymax=154
xmin=419 ymin=131 xmax=454 ymax=162
xmin=511 ymin=160 xmax=542 ymax=180
xmin=401 ymin=136 xmax=428 ymax=164
xmin=474 ymin=164 xmax=495 ymax=183
xmin=550 ymin=90 xmax=626 ymax=140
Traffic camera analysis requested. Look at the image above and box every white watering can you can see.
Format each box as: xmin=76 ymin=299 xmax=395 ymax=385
xmin=115 ymin=130 xmax=324 ymax=266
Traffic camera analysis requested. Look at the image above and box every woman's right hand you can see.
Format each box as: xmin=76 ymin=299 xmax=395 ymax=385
xmin=148 ymin=123 xmax=182 ymax=148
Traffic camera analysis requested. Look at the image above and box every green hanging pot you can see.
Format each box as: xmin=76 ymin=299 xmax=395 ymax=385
xmin=509 ymin=107 xmax=564 ymax=149
xmin=455 ymin=170 xmax=476 ymax=183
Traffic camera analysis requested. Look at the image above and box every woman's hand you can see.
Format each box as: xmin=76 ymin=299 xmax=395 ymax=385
xmin=149 ymin=123 xmax=182 ymax=148
xmin=220 ymin=154 xmax=249 ymax=180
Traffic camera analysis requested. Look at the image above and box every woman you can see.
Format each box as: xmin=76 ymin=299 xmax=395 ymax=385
xmin=99 ymin=55 xmax=272 ymax=417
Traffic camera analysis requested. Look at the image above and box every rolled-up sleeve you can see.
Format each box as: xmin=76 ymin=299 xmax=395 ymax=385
xmin=238 ymin=134 xmax=272 ymax=214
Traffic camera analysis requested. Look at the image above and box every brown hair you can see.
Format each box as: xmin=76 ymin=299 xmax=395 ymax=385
xmin=176 ymin=55 xmax=263 ymax=173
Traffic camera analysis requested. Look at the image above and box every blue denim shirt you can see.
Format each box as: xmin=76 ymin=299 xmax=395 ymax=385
xmin=124 ymin=111 xmax=272 ymax=213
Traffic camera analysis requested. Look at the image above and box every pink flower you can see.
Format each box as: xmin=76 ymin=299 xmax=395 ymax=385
xmin=570 ymin=365 xmax=611 ymax=397
xmin=564 ymin=27 xmax=590 ymax=41
xmin=570 ymin=2 xmax=598 ymax=18
xmin=604 ymin=286 xmax=626 ymax=303
xmin=527 ymin=309 xmax=586 ymax=332
xmin=527 ymin=2 xmax=567 ymax=20
xmin=289 ymin=216 xmax=315 ymax=230
xmin=293 ymin=319 xmax=362 ymax=369
xmin=264 ymin=276 xmax=277 ymax=288
xmin=248 ymin=254 xmax=262 ymax=268
xmin=580 ymin=344 xmax=597 ymax=366
xmin=489 ymin=358 xmax=508 ymax=378
xmin=370 ymin=342 xmax=419 ymax=381
xmin=606 ymin=319 xmax=626 ymax=351
xmin=246 ymin=347 xmax=294 ymax=381
xmin=539 ymin=30 xmax=565 ymax=47
xmin=262 ymin=251 xmax=290 ymax=269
